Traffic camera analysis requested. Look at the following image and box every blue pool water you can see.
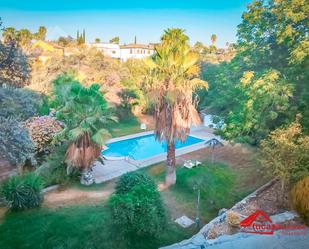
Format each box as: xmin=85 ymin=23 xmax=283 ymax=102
xmin=102 ymin=134 xmax=204 ymax=160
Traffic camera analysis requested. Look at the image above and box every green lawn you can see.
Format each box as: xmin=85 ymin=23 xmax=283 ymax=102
xmin=108 ymin=115 xmax=142 ymax=138
xmin=0 ymin=204 xmax=194 ymax=249
xmin=0 ymin=157 xmax=264 ymax=249
xmin=142 ymin=161 xmax=248 ymax=223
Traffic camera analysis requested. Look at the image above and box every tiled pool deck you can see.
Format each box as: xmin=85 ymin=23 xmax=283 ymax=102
xmin=93 ymin=126 xmax=221 ymax=183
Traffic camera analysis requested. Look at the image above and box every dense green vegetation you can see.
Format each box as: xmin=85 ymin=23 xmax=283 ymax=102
xmin=51 ymin=74 xmax=116 ymax=172
xmin=109 ymin=173 xmax=167 ymax=247
xmin=0 ymin=116 xmax=35 ymax=167
xmin=0 ymin=204 xmax=191 ymax=249
xmin=198 ymin=0 xmax=308 ymax=144
xmin=0 ymin=0 xmax=308 ymax=247
xmin=1 ymin=173 xmax=43 ymax=211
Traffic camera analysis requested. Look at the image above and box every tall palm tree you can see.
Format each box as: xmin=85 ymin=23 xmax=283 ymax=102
xmin=211 ymin=34 xmax=217 ymax=45
xmin=52 ymin=74 xmax=116 ymax=172
xmin=145 ymin=28 xmax=208 ymax=186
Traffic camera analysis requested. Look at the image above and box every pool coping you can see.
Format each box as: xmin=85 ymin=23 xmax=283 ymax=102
xmin=103 ymin=129 xmax=217 ymax=168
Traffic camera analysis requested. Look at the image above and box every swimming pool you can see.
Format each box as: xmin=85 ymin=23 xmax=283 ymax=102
xmin=102 ymin=134 xmax=204 ymax=160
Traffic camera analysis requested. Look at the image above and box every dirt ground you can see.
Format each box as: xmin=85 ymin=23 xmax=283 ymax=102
xmin=42 ymin=181 xmax=116 ymax=208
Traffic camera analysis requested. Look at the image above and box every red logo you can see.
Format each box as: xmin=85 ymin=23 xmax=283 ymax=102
xmin=240 ymin=210 xmax=308 ymax=235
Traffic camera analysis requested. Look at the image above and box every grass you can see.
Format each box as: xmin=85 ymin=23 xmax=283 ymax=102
xmin=0 ymin=203 xmax=194 ymax=249
xmin=0 ymin=145 xmax=265 ymax=249
xmin=108 ymin=115 xmax=142 ymax=138
xmin=142 ymin=160 xmax=260 ymax=223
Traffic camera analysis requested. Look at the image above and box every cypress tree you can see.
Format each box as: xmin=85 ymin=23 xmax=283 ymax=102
xmin=83 ymin=29 xmax=86 ymax=43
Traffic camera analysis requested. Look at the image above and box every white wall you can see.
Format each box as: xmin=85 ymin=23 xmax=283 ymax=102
xmin=88 ymin=43 xmax=121 ymax=59
xmin=87 ymin=43 xmax=155 ymax=61
xmin=120 ymin=47 xmax=154 ymax=62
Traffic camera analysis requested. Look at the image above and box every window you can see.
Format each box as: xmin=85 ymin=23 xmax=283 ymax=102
xmin=112 ymin=50 xmax=116 ymax=54
xmin=130 ymin=49 xmax=133 ymax=54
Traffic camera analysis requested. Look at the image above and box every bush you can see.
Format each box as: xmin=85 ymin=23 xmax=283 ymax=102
xmin=0 ymin=86 xmax=43 ymax=121
xmin=109 ymin=172 xmax=166 ymax=239
xmin=260 ymin=117 xmax=309 ymax=191
xmin=0 ymin=116 xmax=35 ymax=166
xmin=115 ymin=171 xmax=157 ymax=194
xmin=24 ymin=116 xmax=63 ymax=153
xmin=290 ymin=176 xmax=309 ymax=224
xmin=1 ymin=173 xmax=44 ymax=211
xmin=36 ymin=144 xmax=78 ymax=186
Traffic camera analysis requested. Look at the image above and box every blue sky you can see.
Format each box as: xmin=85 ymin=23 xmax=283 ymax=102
xmin=0 ymin=0 xmax=252 ymax=47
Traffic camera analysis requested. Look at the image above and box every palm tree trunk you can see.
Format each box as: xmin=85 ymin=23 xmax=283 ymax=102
xmin=165 ymin=140 xmax=176 ymax=186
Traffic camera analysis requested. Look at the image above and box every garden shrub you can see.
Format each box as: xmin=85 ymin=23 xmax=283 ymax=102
xmin=0 ymin=116 xmax=35 ymax=166
xmin=36 ymin=144 xmax=78 ymax=186
xmin=109 ymin=172 xmax=166 ymax=239
xmin=24 ymin=116 xmax=63 ymax=153
xmin=1 ymin=173 xmax=44 ymax=211
xmin=290 ymin=176 xmax=309 ymax=224
xmin=115 ymin=171 xmax=157 ymax=194
xmin=0 ymin=86 xmax=43 ymax=121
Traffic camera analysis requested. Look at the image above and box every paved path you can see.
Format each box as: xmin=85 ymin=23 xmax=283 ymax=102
xmin=93 ymin=159 xmax=138 ymax=183
xmin=93 ymin=126 xmax=218 ymax=183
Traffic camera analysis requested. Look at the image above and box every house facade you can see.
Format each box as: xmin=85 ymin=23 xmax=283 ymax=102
xmin=119 ymin=44 xmax=154 ymax=61
xmin=88 ymin=43 xmax=121 ymax=59
xmin=87 ymin=42 xmax=155 ymax=61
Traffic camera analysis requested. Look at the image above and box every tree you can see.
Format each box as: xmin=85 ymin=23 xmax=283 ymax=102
xmin=0 ymin=40 xmax=30 ymax=87
xmin=51 ymin=74 xmax=116 ymax=173
xmin=199 ymin=0 xmax=309 ymax=143
xmin=211 ymin=34 xmax=217 ymax=45
xmin=36 ymin=26 xmax=47 ymax=40
xmin=82 ymin=29 xmax=86 ymax=43
xmin=224 ymin=70 xmax=293 ymax=144
xmin=2 ymin=27 xmax=17 ymax=44
xmin=0 ymin=86 xmax=43 ymax=121
xmin=17 ymin=29 xmax=33 ymax=49
xmin=193 ymin=41 xmax=204 ymax=53
xmin=144 ymin=28 xmax=208 ymax=186
xmin=109 ymin=36 xmax=119 ymax=44
xmin=76 ymin=29 xmax=85 ymax=45
xmin=260 ymin=115 xmax=309 ymax=202
xmin=58 ymin=36 xmax=70 ymax=47
xmin=109 ymin=172 xmax=166 ymax=244
xmin=0 ymin=116 xmax=35 ymax=167
xmin=95 ymin=38 xmax=101 ymax=43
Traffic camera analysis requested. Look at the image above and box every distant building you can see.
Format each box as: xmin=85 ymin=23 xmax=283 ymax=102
xmin=31 ymin=40 xmax=64 ymax=63
xmin=88 ymin=43 xmax=121 ymax=59
xmin=87 ymin=42 xmax=155 ymax=61
xmin=119 ymin=44 xmax=155 ymax=61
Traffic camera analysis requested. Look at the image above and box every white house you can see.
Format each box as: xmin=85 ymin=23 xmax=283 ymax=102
xmin=87 ymin=42 xmax=155 ymax=61
xmin=119 ymin=44 xmax=155 ymax=61
xmin=88 ymin=43 xmax=121 ymax=59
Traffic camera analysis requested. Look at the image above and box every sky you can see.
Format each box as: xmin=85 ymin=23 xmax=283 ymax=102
xmin=0 ymin=0 xmax=252 ymax=47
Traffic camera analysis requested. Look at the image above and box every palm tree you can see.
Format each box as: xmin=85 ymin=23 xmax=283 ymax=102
xmin=145 ymin=28 xmax=208 ymax=186
xmin=52 ymin=74 xmax=116 ymax=174
xmin=211 ymin=34 xmax=217 ymax=45
xmin=2 ymin=27 xmax=17 ymax=44
xmin=36 ymin=26 xmax=47 ymax=41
